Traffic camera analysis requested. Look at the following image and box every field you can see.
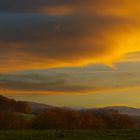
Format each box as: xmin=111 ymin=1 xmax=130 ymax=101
xmin=0 ymin=129 xmax=140 ymax=140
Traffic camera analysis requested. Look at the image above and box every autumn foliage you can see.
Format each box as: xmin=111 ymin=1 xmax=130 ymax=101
xmin=0 ymin=107 xmax=135 ymax=129
xmin=0 ymin=95 xmax=135 ymax=130
xmin=32 ymin=108 xmax=134 ymax=130
xmin=0 ymin=112 xmax=31 ymax=129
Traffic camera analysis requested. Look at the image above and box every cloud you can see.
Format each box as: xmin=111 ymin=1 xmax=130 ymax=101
xmin=0 ymin=13 xmax=139 ymax=72
xmin=122 ymin=51 xmax=140 ymax=62
xmin=0 ymin=73 xmax=93 ymax=93
xmin=0 ymin=0 xmax=140 ymax=72
xmin=0 ymin=62 xmax=140 ymax=94
xmin=0 ymin=0 xmax=140 ymax=16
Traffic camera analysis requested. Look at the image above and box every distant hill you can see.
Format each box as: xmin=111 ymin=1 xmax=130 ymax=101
xmin=70 ymin=106 xmax=140 ymax=117
xmin=104 ymin=106 xmax=140 ymax=116
xmin=1 ymin=95 xmax=140 ymax=117
xmin=27 ymin=102 xmax=54 ymax=114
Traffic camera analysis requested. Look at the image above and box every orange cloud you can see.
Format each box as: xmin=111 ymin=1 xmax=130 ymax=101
xmin=0 ymin=1 xmax=140 ymax=72
xmin=36 ymin=0 xmax=140 ymax=17
xmin=0 ymin=62 xmax=140 ymax=94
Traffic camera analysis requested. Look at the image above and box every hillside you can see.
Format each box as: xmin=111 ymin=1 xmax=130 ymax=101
xmin=0 ymin=95 xmax=31 ymax=114
xmin=1 ymin=95 xmax=140 ymax=117
xmin=104 ymin=106 xmax=140 ymax=116
xmin=27 ymin=101 xmax=54 ymax=114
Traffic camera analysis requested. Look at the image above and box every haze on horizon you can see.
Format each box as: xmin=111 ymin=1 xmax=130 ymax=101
xmin=0 ymin=0 xmax=140 ymax=108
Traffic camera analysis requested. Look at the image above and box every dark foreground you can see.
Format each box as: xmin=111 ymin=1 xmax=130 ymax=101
xmin=0 ymin=129 xmax=140 ymax=140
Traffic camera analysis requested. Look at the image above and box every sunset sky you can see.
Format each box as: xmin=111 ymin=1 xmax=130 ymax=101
xmin=0 ymin=0 xmax=140 ymax=108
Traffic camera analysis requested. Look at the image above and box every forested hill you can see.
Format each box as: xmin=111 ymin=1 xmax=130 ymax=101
xmin=0 ymin=95 xmax=31 ymax=114
xmin=0 ymin=95 xmax=139 ymax=129
xmin=1 ymin=95 xmax=140 ymax=117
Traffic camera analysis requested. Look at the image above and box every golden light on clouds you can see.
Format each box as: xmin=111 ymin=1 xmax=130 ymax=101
xmin=0 ymin=20 xmax=140 ymax=72
xmin=0 ymin=0 xmax=139 ymax=72
xmin=0 ymin=0 xmax=140 ymax=108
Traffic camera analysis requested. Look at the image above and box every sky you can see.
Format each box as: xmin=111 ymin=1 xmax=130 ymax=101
xmin=0 ymin=0 xmax=140 ymax=108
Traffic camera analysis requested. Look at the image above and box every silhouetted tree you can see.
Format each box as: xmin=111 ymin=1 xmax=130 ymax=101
xmin=16 ymin=101 xmax=31 ymax=114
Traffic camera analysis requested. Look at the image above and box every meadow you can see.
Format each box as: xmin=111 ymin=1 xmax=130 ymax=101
xmin=0 ymin=129 xmax=140 ymax=140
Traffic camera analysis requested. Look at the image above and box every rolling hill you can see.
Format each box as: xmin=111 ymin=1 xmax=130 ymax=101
xmin=1 ymin=95 xmax=140 ymax=117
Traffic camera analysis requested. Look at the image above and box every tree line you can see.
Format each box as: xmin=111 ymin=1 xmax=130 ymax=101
xmin=0 ymin=107 xmax=135 ymax=130
xmin=0 ymin=95 xmax=31 ymax=114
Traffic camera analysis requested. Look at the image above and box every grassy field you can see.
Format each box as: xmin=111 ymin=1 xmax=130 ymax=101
xmin=0 ymin=129 xmax=140 ymax=140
